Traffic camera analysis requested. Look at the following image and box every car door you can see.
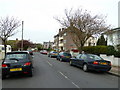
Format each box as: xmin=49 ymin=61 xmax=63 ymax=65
xmin=73 ymin=54 xmax=82 ymax=66
xmin=78 ymin=54 xmax=87 ymax=67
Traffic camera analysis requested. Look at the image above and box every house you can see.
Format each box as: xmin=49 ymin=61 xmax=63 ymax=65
xmin=53 ymin=28 xmax=97 ymax=52
xmin=107 ymin=27 xmax=120 ymax=50
xmin=43 ymin=41 xmax=54 ymax=49
xmin=0 ymin=38 xmax=2 ymax=45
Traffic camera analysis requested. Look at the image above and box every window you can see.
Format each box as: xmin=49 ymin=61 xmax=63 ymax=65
xmin=64 ymin=33 xmax=66 ymax=36
xmin=6 ymin=54 xmax=27 ymax=60
xmin=76 ymin=54 xmax=81 ymax=59
xmin=2 ymin=47 xmax=4 ymax=50
xmin=88 ymin=54 xmax=102 ymax=60
xmin=80 ymin=54 xmax=87 ymax=59
xmin=64 ymin=40 xmax=66 ymax=43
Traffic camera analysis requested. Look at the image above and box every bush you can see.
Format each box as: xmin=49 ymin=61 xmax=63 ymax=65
xmin=106 ymin=46 xmax=115 ymax=56
xmin=114 ymin=50 xmax=120 ymax=58
xmin=83 ymin=45 xmax=107 ymax=55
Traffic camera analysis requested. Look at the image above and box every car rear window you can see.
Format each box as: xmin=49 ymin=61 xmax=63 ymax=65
xmin=88 ymin=54 xmax=103 ymax=60
xmin=63 ymin=53 xmax=71 ymax=56
xmin=6 ymin=53 xmax=28 ymax=60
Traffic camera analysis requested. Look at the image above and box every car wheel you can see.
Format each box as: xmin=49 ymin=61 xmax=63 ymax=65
xmin=2 ymin=75 xmax=6 ymax=80
xmin=69 ymin=61 xmax=73 ymax=66
xmin=83 ymin=64 xmax=88 ymax=72
xmin=60 ymin=58 xmax=63 ymax=62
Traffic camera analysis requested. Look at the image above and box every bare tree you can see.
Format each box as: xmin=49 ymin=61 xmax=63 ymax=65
xmin=55 ymin=8 xmax=111 ymax=52
xmin=0 ymin=16 xmax=21 ymax=55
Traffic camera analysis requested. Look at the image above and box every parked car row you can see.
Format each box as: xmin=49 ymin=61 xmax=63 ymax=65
xmin=47 ymin=51 xmax=112 ymax=73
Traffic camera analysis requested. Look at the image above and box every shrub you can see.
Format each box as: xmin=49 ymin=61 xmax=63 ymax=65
xmin=114 ymin=50 xmax=120 ymax=58
xmin=83 ymin=45 xmax=107 ymax=55
xmin=106 ymin=46 xmax=115 ymax=56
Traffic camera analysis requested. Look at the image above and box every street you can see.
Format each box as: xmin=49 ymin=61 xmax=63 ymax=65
xmin=2 ymin=52 xmax=119 ymax=88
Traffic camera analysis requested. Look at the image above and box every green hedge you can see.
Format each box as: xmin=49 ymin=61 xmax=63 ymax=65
xmin=114 ymin=50 xmax=120 ymax=58
xmin=83 ymin=45 xmax=107 ymax=55
xmin=82 ymin=45 xmax=120 ymax=58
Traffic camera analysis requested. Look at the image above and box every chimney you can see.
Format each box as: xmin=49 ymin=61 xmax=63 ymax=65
xmin=16 ymin=38 xmax=18 ymax=41
xmin=59 ymin=29 xmax=61 ymax=32
xmin=62 ymin=28 xmax=64 ymax=31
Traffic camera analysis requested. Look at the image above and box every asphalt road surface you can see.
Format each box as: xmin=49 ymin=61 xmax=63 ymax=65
xmin=2 ymin=52 xmax=119 ymax=88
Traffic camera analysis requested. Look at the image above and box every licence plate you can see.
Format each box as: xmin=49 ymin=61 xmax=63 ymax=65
xmin=66 ymin=56 xmax=69 ymax=58
xmin=100 ymin=62 xmax=107 ymax=65
xmin=10 ymin=68 xmax=22 ymax=72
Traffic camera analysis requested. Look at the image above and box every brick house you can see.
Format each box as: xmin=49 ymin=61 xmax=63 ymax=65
xmin=0 ymin=38 xmax=2 ymax=45
xmin=53 ymin=28 xmax=97 ymax=52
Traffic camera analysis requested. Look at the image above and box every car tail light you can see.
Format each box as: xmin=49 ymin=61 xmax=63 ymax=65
xmin=2 ymin=64 xmax=8 ymax=68
xmin=24 ymin=62 xmax=31 ymax=66
xmin=109 ymin=62 xmax=112 ymax=66
xmin=93 ymin=61 xmax=99 ymax=65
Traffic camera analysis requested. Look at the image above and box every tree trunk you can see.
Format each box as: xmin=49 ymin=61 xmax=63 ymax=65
xmin=3 ymin=39 xmax=7 ymax=57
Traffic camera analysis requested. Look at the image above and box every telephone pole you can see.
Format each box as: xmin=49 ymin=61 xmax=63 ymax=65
xmin=21 ymin=21 xmax=24 ymax=51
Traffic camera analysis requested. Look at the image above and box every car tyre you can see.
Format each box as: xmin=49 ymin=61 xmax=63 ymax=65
xmin=83 ymin=64 xmax=88 ymax=72
xmin=2 ymin=75 xmax=6 ymax=80
xmin=69 ymin=61 xmax=73 ymax=66
xmin=60 ymin=58 xmax=63 ymax=62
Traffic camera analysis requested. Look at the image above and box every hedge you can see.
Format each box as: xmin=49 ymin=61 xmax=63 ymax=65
xmin=82 ymin=45 xmax=120 ymax=58
xmin=83 ymin=45 xmax=107 ymax=55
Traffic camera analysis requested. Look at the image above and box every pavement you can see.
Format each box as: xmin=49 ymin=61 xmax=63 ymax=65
xmin=108 ymin=65 xmax=120 ymax=77
xmin=0 ymin=59 xmax=120 ymax=77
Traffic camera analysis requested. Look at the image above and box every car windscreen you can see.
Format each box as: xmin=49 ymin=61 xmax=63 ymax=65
xmin=88 ymin=54 xmax=103 ymax=60
xmin=6 ymin=53 xmax=28 ymax=60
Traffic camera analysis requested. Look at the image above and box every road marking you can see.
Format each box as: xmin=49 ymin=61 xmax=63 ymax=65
xmin=46 ymin=61 xmax=53 ymax=66
xmin=58 ymin=71 xmax=80 ymax=88
xmin=58 ymin=71 xmax=68 ymax=79
xmin=71 ymin=82 xmax=80 ymax=88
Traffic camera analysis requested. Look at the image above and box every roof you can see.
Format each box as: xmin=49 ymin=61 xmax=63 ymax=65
xmin=105 ymin=27 xmax=120 ymax=35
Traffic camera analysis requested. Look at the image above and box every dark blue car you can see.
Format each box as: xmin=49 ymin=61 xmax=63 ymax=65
xmin=70 ymin=54 xmax=111 ymax=72
xmin=2 ymin=51 xmax=34 ymax=79
xmin=57 ymin=52 xmax=72 ymax=62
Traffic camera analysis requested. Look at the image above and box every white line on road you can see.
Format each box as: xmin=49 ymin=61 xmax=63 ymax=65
xmin=71 ymin=82 xmax=80 ymax=88
xmin=58 ymin=71 xmax=68 ymax=79
xmin=58 ymin=71 xmax=80 ymax=88
xmin=46 ymin=61 xmax=53 ymax=66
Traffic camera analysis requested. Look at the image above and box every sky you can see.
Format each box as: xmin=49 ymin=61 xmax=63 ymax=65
xmin=0 ymin=0 xmax=119 ymax=44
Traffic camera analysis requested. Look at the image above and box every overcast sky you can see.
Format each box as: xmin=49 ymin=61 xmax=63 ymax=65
xmin=0 ymin=0 xmax=119 ymax=44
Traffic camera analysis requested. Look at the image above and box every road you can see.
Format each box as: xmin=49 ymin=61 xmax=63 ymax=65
xmin=2 ymin=52 xmax=119 ymax=88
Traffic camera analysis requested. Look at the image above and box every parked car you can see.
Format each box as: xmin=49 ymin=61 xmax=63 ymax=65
xmin=40 ymin=50 xmax=48 ymax=55
xmin=2 ymin=51 xmax=34 ymax=79
xmin=69 ymin=54 xmax=111 ymax=72
xmin=28 ymin=50 xmax=33 ymax=55
xmin=48 ymin=51 xmax=58 ymax=58
xmin=57 ymin=52 xmax=72 ymax=62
